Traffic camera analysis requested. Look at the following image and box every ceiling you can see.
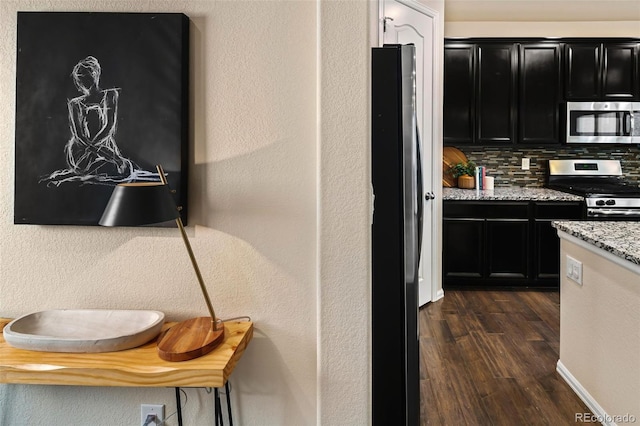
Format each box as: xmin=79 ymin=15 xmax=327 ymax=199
xmin=445 ymin=0 xmax=640 ymax=22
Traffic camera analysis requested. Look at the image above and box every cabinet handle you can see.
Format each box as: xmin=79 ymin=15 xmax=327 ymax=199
xmin=425 ymin=192 xmax=435 ymax=201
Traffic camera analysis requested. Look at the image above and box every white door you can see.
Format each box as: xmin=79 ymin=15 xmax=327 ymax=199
xmin=380 ymin=0 xmax=442 ymax=306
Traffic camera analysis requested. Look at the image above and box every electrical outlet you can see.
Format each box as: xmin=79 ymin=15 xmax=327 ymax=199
xmin=521 ymin=158 xmax=530 ymax=170
xmin=141 ymin=404 xmax=164 ymax=426
xmin=566 ymin=255 xmax=583 ymax=285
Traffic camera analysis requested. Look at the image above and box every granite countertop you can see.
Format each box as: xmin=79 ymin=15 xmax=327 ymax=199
xmin=443 ymin=187 xmax=584 ymax=202
xmin=553 ymin=221 xmax=640 ymax=266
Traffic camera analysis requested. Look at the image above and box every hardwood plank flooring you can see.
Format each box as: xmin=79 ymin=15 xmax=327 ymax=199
xmin=420 ymin=290 xmax=591 ymax=425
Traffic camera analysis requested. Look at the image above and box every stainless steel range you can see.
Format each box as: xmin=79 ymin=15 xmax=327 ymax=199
xmin=547 ymin=159 xmax=640 ymax=219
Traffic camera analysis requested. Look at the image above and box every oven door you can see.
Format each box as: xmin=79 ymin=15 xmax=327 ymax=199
xmin=566 ymin=102 xmax=640 ymax=143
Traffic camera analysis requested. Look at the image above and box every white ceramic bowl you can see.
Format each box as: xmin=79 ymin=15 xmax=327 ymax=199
xmin=3 ymin=309 xmax=165 ymax=353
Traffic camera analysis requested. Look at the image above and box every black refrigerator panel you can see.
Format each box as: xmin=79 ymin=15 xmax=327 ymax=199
xmin=371 ymin=44 xmax=422 ymax=426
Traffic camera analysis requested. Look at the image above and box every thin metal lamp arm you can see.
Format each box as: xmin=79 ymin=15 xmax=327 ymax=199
xmin=156 ymin=165 xmax=219 ymax=330
xmin=175 ymin=216 xmax=218 ymax=329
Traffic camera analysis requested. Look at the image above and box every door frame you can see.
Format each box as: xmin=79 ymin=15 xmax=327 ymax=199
xmin=373 ymin=0 xmax=444 ymax=304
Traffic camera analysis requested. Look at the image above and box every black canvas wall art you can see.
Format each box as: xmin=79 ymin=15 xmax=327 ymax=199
xmin=14 ymin=12 xmax=189 ymax=225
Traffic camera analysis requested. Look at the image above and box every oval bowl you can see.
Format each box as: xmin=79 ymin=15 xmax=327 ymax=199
xmin=3 ymin=309 xmax=165 ymax=353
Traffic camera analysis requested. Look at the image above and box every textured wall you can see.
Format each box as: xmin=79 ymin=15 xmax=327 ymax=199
xmin=0 ymin=1 xmax=338 ymax=425
xmin=318 ymin=1 xmax=371 ymax=424
xmin=444 ymin=0 xmax=640 ymax=37
xmin=559 ymin=237 xmax=640 ymax=421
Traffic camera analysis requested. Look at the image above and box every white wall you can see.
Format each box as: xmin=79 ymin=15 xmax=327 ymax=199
xmin=444 ymin=0 xmax=640 ymax=37
xmin=0 ymin=1 xmax=372 ymax=425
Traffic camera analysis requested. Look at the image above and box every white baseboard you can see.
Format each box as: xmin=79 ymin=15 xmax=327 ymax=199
xmin=433 ymin=288 xmax=444 ymax=302
xmin=556 ymin=360 xmax=615 ymax=426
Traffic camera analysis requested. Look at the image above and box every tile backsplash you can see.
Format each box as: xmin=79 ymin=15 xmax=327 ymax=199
xmin=455 ymin=145 xmax=640 ymax=187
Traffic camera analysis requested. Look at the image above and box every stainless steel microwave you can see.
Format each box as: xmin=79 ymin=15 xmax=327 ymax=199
xmin=566 ymin=101 xmax=640 ymax=144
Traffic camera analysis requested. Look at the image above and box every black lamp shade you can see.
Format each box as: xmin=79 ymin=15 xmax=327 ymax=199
xmin=99 ymin=183 xmax=180 ymax=227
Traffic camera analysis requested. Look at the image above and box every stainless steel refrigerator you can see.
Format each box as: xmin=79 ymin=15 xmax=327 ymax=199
xmin=371 ymin=44 xmax=423 ymax=425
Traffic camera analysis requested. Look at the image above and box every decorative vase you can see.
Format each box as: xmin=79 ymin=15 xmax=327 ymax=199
xmin=458 ymin=175 xmax=475 ymax=189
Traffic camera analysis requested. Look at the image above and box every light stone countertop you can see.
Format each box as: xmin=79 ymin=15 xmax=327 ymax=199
xmin=443 ymin=187 xmax=584 ymax=202
xmin=552 ymin=221 xmax=640 ymax=266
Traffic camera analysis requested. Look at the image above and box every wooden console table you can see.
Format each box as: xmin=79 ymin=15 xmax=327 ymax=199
xmin=0 ymin=318 xmax=253 ymax=425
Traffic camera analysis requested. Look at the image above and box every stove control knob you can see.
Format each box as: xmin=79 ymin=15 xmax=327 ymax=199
xmin=606 ymin=199 xmax=616 ymax=206
xmin=596 ymin=200 xmax=605 ymax=206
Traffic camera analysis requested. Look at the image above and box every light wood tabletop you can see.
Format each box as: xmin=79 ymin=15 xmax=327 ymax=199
xmin=0 ymin=318 xmax=253 ymax=388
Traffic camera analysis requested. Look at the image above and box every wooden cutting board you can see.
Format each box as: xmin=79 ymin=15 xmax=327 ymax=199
xmin=443 ymin=147 xmax=468 ymax=187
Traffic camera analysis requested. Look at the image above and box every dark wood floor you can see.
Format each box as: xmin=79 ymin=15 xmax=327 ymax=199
xmin=420 ymin=290 xmax=591 ymax=425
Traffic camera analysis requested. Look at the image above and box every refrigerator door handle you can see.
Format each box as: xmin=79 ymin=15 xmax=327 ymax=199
xmin=382 ymin=16 xmax=394 ymax=32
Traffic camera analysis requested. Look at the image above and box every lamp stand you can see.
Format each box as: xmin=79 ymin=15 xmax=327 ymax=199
xmin=155 ymin=165 xmax=225 ymax=362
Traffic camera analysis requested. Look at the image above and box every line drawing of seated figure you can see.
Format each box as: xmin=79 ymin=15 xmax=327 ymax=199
xmin=41 ymin=56 xmax=158 ymax=186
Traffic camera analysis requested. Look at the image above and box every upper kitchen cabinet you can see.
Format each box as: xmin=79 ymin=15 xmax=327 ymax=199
xmin=565 ymin=41 xmax=639 ymax=100
xmin=443 ymin=43 xmax=475 ymax=145
xmin=444 ymin=39 xmax=561 ymax=146
xmin=518 ymin=43 xmax=562 ymax=145
xmin=476 ymin=43 xmax=517 ymax=145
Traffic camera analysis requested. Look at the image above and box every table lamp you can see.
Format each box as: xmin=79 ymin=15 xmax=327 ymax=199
xmin=99 ymin=165 xmax=224 ymax=362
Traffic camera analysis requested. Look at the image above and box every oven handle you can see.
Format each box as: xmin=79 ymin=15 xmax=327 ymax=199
xmin=588 ymin=208 xmax=640 ymax=218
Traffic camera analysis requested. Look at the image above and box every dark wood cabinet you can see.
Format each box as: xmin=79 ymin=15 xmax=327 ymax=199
xmin=564 ymin=43 xmax=600 ymax=99
xmin=518 ymin=43 xmax=562 ymax=145
xmin=565 ymin=42 xmax=639 ymax=99
xmin=443 ymin=202 xmax=530 ymax=287
xmin=443 ymin=44 xmax=475 ymax=145
xmin=442 ymin=218 xmax=484 ymax=279
xmin=476 ymin=44 xmax=516 ymax=145
xmin=603 ymin=43 xmax=638 ymax=98
xmin=532 ymin=202 xmax=585 ymax=284
xmin=486 ymin=219 xmax=530 ymax=279
xmin=444 ymin=39 xmax=561 ymax=146
xmin=443 ymin=200 xmax=583 ymax=289
xmin=535 ymin=221 xmax=561 ymax=280
xmin=444 ymin=38 xmax=640 ymax=146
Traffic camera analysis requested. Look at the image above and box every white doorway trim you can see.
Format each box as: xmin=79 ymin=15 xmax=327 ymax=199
xmin=374 ymin=0 xmax=444 ymax=304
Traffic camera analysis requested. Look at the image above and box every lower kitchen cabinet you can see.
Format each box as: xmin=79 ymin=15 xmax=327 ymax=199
xmin=532 ymin=202 xmax=585 ymax=284
xmin=535 ymin=221 xmax=561 ymax=280
xmin=443 ymin=200 xmax=583 ymax=289
xmin=443 ymin=218 xmax=484 ymax=279
xmin=486 ymin=219 xmax=529 ymax=279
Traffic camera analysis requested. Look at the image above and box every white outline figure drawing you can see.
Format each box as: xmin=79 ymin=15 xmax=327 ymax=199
xmin=41 ymin=56 xmax=158 ymax=186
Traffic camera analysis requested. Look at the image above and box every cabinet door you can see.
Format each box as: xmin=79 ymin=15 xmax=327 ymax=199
xmin=477 ymin=44 xmax=517 ymax=145
xmin=518 ymin=43 xmax=562 ymax=144
xmin=486 ymin=219 xmax=529 ymax=279
xmin=443 ymin=44 xmax=475 ymax=145
xmin=565 ymin=43 xmax=600 ymax=100
xmin=532 ymin=202 xmax=584 ymax=283
xmin=535 ymin=221 xmax=560 ymax=280
xmin=443 ymin=218 xmax=484 ymax=280
xmin=602 ymin=43 xmax=638 ymax=99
